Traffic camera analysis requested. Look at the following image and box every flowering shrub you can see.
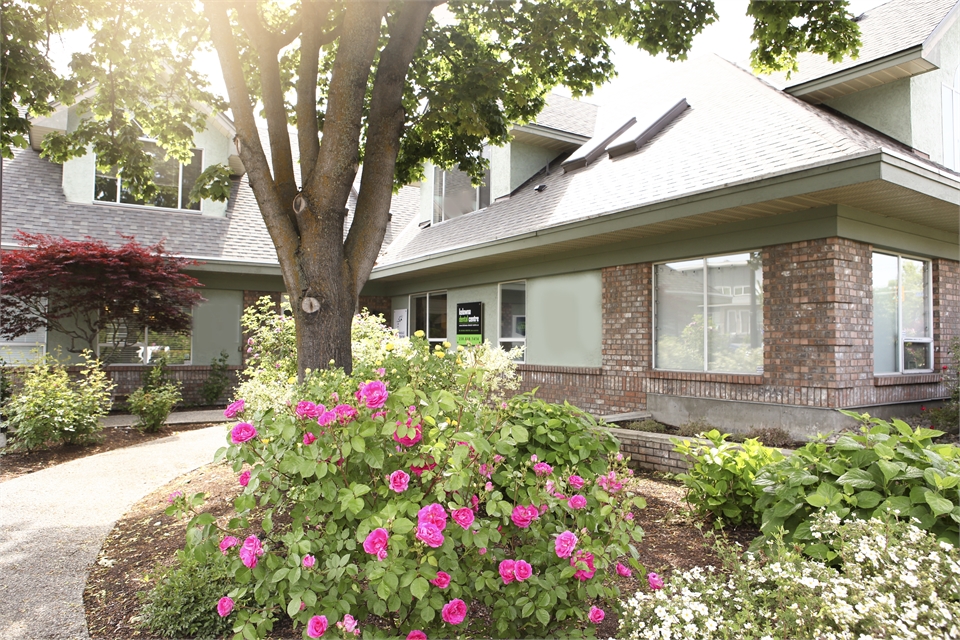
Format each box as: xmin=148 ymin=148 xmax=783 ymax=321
xmin=5 ymin=350 xmax=113 ymax=450
xmin=618 ymin=513 xmax=960 ymax=640
xmin=754 ymin=411 xmax=960 ymax=558
xmin=171 ymin=332 xmax=643 ymax=639
xmin=673 ymin=430 xmax=785 ymax=528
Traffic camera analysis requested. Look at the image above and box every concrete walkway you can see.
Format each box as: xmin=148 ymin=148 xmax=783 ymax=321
xmin=100 ymin=408 xmax=226 ymax=429
xmin=0 ymin=423 xmax=229 ymax=640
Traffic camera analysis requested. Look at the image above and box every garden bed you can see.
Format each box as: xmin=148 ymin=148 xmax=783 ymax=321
xmin=84 ymin=464 xmax=754 ymax=639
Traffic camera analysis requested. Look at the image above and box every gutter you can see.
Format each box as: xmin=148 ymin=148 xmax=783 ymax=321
xmin=785 ymin=45 xmax=934 ymax=101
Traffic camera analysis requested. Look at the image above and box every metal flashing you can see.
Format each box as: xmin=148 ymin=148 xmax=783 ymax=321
xmin=607 ymin=99 xmax=689 ymax=158
xmin=561 ymin=117 xmax=637 ymax=172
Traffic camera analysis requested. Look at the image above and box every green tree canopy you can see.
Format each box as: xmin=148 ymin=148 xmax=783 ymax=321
xmin=1 ymin=0 xmax=860 ymax=375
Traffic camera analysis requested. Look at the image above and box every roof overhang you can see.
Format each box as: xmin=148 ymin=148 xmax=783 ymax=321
xmin=369 ymin=149 xmax=960 ymax=282
xmin=510 ymin=123 xmax=590 ymax=153
xmin=786 ymin=45 xmax=937 ymax=104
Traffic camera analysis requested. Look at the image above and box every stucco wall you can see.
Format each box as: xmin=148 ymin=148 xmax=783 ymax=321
xmin=525 ymin=271 xmax=602 ymax=367
xmin=911 ymin=14 xmax=960 ymax=166
xmin=192 ymin=288 xmax=243 ymax=366
xmin=825 ymin=78 xmax=913 ymax=148
xmin=443 ymin=285 xmax=499 ymax=346
xmin=509 ymin=140 xmax=557 ymax=193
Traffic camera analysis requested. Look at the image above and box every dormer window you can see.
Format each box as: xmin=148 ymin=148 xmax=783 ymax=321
xmin=94 ymin=140 xmax=203 ymax=211
xmin=432 ymin=166 xmax=490 ymax=223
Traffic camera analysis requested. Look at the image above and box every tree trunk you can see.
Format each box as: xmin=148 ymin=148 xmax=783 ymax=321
xmin=293 ymin=287 xmax=355 ymax=377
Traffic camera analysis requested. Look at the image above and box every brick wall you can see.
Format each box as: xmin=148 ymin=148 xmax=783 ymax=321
xmin=516 ymin=239 xmax=958 ymax=417
xmin=104 ymin=365 xmax=242 ymax=405
xmin=358 ymin=296 xmax=392 ymax=321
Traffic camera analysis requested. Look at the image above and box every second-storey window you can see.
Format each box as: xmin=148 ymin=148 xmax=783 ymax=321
xmin=432 ymin=166 xmax=490 ymax=223
xmin=95 ymin=140 xmax=202 ymax=211
xmin=655 ymin=251 xmax=764 ymax=374
xmin=411 ymin=292 xmax=447 ymax=344
xmin=499 ymin=281 xmax=525 ymax=361
xmin=873 ymin=252 xmax=932 ymax=374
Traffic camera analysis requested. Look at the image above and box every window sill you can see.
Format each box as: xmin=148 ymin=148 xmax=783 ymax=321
xmin=92 ymin=200 xmax=204 ymax=215
xmin=649 ymin=370 xmax=764 ymax=384
xmin=873 ymin=374 xmax=940 ymax=386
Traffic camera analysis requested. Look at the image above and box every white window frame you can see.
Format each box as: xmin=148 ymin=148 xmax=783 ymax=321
xmin=653 ymin=251 xmax=764 ymax=374
xmin=97 ymin=318 xmax=194 ymax=366
xmin=409 ymin=291 xmax=448 ymax=345
xmin=432 ymin=165 xmax=491 ymax=224
xmin=872 ymin=251 xmax=934 ymax=375
xmin=94 ymin=139 xmax=204 ymax=212
xmin=0 ymin=326 xmax=47 ymax=365
xmin=498 ymin=280 xmax=526 ymax=363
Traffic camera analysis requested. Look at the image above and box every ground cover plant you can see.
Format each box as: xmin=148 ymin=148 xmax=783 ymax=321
xmin=161 ymin=314 xmax=644 ymax=639
xmin=4 ymin=350 xmax=113 ymax=450
xmin=617 ymin=512 xmax=960 ymax=640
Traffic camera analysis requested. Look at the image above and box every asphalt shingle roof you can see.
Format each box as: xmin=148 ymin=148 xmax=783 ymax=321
xmin=528 ymin=94 xmax=598 ymax=138
xmin=778 ymin=0 xmax=956 ymax=88
xmin=378 ymin=55 xmax=937 ymax=268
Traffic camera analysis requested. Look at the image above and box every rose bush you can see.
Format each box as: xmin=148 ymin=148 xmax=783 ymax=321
xmin=169 ymin=324 xmax=644 ymax=639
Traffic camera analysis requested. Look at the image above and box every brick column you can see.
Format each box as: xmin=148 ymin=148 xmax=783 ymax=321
xmin=599 ymin=263 xmax=651 ymax=413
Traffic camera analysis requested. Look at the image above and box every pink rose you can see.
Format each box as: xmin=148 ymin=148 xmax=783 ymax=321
xmin=648 ymin=572 xmax=664 ymax=590
xmin=441 ymin=599 xmax=467 ymax=625
xmin=307 ymin=614 xmax=328 ymax=638
xmin=451 ymin=508 xmax=474 ymax=529
xmin=217 ymin=596 xmax=234 ymax=617
xmin=338 ymin=614 xmax=359 ymax=634
xmin=223 ymin=399 xmax=245 ymax=419
xmin=533 ymin=462 xmax=553 ymax=476
xmin=239 ymin=535 xmax=264 ymax=568
xmin=389 ymin=470 xmax=410 ymax=493
xmin=167 ymin=491 xmax=182 ymax=503
xmin=514 ymin=560 xmax=532 ymax=582
xmin=588 ymin=606 xmax=605 ymax=624
xmin=416 ymin=522 xmax=445 ymax=548
xmin=530 ymin=454 xmax=538 ymax=462
xmin=597 ymin=471 xmax=623 ymax=493
xmin=499 ymin=559 xmax=516 ymax=584
xmin=430 ymin=571 xmax=451 ymax=588
xmin=410 ymin=460 xmax=437 ymax=476
xmin=238 ymin=470 xmax=251 ymax=487
xmin=417 ymin=503 xmax=448 ymax=531
xmin=568 ymin=475 xmax=585 ymax=489
xmin=616 ymin=562 xmax=632 ymax=577
xmin=335 ymin=404 xmax=358 ymax=424
xmin=478 ymin=463 xmax=493 ymax=478
xmin=554 ymin=531 xmax=578 ymax=558
xmin=219 ymin=536 xmax=239 ymax=555
xmin=317 ymin=409 xmax=337 ymax=427
xmin=567 ymin=495 xmax=587 ymax=510
xmin=484 ymin=482 xmax=493 ymax=491
xmin=510 ymin=504 xmax=538 ymax=528
xmin=471 ymin=495 xmax=479 ymax=509
xmin=363 ymin=528 xmax=389 ymax=557
xmin=231 ymin=422 xmax=258 ymax=444
xmin=296 ymin=401 xmax=321 ymax=419
xmin=377 ymin=548 xmax=388 ymax=561
xmin=571 ymin=550 xmax=596 ymax=581
xmin=303 ymin=554 xmax=316 ymax=568
xmin=393 ymin=420 xmax=422 ymax=447
xmin=356 ymin=380 xmax=389 ymax=409
xmin=303 ymin=431 xmax=317 ymax=445
xmin=478 ymin=548 xmax=487 ymax=555
xmin=406 ymin=631 xmax=427 ymax=640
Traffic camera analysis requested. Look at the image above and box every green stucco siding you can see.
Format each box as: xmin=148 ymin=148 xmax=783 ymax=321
xmin=443 ymin=285 xmax=499 ymax=346
xmin=509 ymin=141 xmax=558 ymax=192
xmin=825 ymin=78 xmax=913 ymax=148
xmin=192 ymin=289 xmax=243 ymax=366
xmin=525 ymin=271 xmax=602 ymax=367
xmin=911 ymin=16 xmax=960 ymax=166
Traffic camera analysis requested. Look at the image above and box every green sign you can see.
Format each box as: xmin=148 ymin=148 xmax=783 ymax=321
xmin=456 ymin=302 xmax=483 ymax=346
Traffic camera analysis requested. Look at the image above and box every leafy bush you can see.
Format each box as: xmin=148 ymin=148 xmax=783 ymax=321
xmin=172 ymin=331 xmax=643 ymax=639
xmin=200 ymin=350 xmax=232 ymax=405
xmin=139 ymin=550 xmax=240 ymax=639
xmin=754 ymin=411 xmax=960 ymax=558
xmin=673 ymin=430 xmax=784 ymax=528
xmin=929 ymin=337 xmax=960 ymax=430
xmin=623 ymin=419 xmax=666 ymax=433
xmin=618 ymin=513 xmax=960 ymax=640
xmin=5 ymin=351 xmax=113 ymax=450
xmin=234 ymin=296 xmax=297 ymax=413
xmin=127 ymin=357 xmax=182 ymax=433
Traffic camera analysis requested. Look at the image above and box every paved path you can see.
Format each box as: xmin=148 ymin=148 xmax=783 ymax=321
xmin=100 ymin=408 xmax=226 ymax=429
xmin=0 ymin=424 xmax=229 ymax=639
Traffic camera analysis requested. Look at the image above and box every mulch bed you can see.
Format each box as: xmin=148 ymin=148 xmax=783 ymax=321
xmin=84 ymin=467 xmax=758 ymax=639
xmin=0 ymin=421 xmax=220 ymax=483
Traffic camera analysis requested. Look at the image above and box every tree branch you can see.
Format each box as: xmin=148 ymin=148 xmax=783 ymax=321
xmin=235 ymin=1 xmax=298 ymax=204
xmin=346 ymin=0 xmax=437 ymax=292
xmin=203 ymin=0 xmax=302 ymax=293
xmin=296 ymin=0 xmax=325 ymax=176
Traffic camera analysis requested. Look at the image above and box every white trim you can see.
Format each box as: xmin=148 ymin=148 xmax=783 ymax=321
xmin=408 ymin=290 xmax=448 ymax=343
xmin=872 ymin=250 xmax=935 ymax=375
xmin=497 ymin=280 xmax=526 ymax=363
xmin=93 ymin=141 xmax=204 ymax=212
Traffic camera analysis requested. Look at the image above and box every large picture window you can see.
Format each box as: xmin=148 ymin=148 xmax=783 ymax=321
xmin=873 ymin=252 xmax=932 ymax=374
xmin=98 ymin=320 xmax=192 ymax=365
xmin=95 ymin=140 xmax=203 ymax=211
xmin=433 ymin=166 xmax=490 ymax=223
xmin=410 ymin=292 xmax=447 ymax=344
xmin=0 ymin=325 xmax=46 ymax=366
xmin=499 ymin=281 xmax=526 ymax=362
xmin=655 ymin=252 xmax=763 ymax=374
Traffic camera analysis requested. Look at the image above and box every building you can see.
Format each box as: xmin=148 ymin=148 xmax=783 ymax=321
xmin=3 ymin=0 xmax=958 ymax=429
